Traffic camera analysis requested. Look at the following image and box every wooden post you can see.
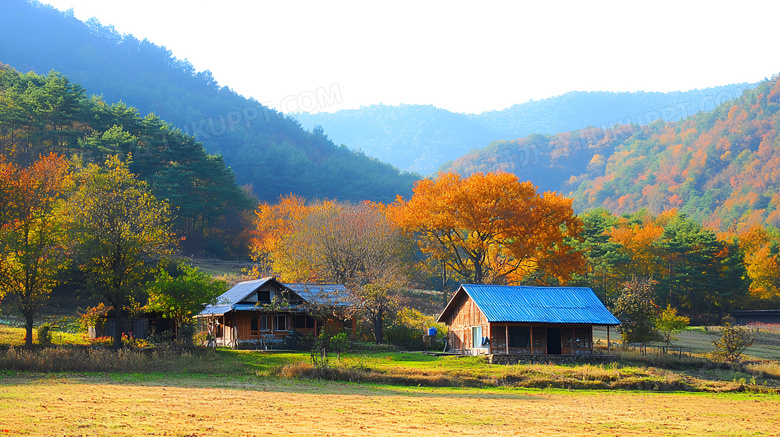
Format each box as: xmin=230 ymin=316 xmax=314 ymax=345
xmin=529 ymin=326 xmax=534 ymax=355
xmin=487 ymin=323 xmax=492 ymax=355
xmin=589 ymin=325 xmax=593 ymax=355
xmin=607 ymin=326 xmax=611 ymax=354
xmin=505 ymin=325 xmax=509 ymax=355
xmin=544 ymin=327 xmax=548 ymax=355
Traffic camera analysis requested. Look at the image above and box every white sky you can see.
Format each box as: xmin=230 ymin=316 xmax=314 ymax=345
xmin=39 ymin=0 xmax=780 ymax=114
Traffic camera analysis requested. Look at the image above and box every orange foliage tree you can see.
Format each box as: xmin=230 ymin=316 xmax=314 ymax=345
xmin=390 ymin=172 xmax=584 ymax=285
xmin=0 ymin=154 xmax=72 ymax=346
xmin=739 ymin=224 xmax=780 ymax=303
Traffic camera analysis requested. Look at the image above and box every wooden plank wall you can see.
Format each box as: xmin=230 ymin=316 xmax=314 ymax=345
xmin=445 ymin=294 xmax=489 ymax=353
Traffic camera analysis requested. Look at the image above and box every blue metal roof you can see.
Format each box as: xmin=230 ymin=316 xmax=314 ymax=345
xmin=438 ymin=284 xmax=619 ymax=325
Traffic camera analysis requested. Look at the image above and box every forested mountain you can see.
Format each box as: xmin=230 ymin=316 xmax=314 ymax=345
xmin=295 ymin=104 xmax=509 ymax=174
xmin=295 ymin=85 xmax=754 ymax=174
xmin=444 ymin=74 xmax=780 ymax=232
xmin=0 ymin=65 xmax=250 ymax=257
xmin=0 ymin=0 xmax=416 ymax=203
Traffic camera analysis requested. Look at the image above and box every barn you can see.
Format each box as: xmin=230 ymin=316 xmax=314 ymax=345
xmin=195 ymin=277 xmax=355 ymax=348
xmin=437 ymin=284 xmax=620 ymax=356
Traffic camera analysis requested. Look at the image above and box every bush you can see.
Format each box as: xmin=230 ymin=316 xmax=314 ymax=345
xmin=713 ymin=318 xmax=754 ymax=362
xmin=36 ymin=323 xmax=53 ymax=346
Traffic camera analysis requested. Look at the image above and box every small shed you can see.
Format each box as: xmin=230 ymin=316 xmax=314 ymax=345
xmin=195 ymin=277 xmax=355 ymax=348
xmin=437 ymin=284 xmax=620 ymax=356
xmin=730 ymin=310 xmax=780 ymax=325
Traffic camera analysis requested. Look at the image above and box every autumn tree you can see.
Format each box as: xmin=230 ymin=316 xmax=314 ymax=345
xmin=655 ymin=305 xmax=689 ymax=350
xmin=252 ymin=197 xmax=412 ymax=343
xmin=390 ymin=172 xmax=584 ymax=285
xmin=739 ymin=224 xmax=780 ymax=305
xmin=69 ymin=156 xmax=175 ymax=349
xmin=0 ymin=154 xmax=71 ymax=346
xmin=712 ymin=316 xmax=754 ymax=362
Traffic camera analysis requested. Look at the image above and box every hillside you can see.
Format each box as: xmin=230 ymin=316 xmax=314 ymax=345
xmin=0 ymin=0 xmax=417 ymax=203
xmin=0 ymin=64 xmax=250 ymax=257
xmin=295 ymin=85 xmax=754 ymax=175
xmin=444 ymin=74 xmax=780 ymax=232
xmin=295 ymin=104 xmax=509 ymax=174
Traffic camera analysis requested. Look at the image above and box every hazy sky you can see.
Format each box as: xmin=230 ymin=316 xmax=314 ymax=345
xmin=39 ymin=0 xmax=780 ymax=114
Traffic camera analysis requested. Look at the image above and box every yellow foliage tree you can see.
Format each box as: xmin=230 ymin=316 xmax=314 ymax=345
xmin=69 ymin=156 xmax=175 ymax=349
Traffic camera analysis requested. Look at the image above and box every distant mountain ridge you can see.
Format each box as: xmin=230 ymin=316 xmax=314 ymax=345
xmin=295 ymin=85 xmax=755 ymax=174
xmin=0 ymin=0 xmax=417 ymax=203
xmin=442 ymin=74 xmax=780 ymax=232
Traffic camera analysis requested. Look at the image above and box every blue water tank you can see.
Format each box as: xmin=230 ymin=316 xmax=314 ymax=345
xmin=427 ymin=327 xmax=437 ymax=336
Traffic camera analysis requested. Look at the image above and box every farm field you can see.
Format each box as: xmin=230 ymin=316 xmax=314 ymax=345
xmin=0 ymin=374 xmax=779 ymax=436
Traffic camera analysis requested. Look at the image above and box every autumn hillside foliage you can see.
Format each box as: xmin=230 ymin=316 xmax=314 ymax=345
xmin=446 ymin=73 xmax=780 ymax=234
xmin=571 ymin=75 xmax=780 ymax=232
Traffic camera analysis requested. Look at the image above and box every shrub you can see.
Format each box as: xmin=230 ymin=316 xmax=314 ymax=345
xmin=330 ymin=332 xmax=351 ymax=360
xmin=713 ymin=318 xmax=754 ymax=362
xmin=36 ymin=323 xmax=53 ymax=346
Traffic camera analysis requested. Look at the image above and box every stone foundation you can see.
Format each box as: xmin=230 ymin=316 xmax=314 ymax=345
xmin=489 ymin=353 xmax=617 ymax=365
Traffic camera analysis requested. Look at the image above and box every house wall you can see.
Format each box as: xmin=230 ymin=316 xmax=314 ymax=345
xmin=203 ymin=311 xmax=353 ymax=347
xmin=488 ymin=323 xmax=593 ymax=355
xmin=442 ymin=294 xmax=490 ymax=355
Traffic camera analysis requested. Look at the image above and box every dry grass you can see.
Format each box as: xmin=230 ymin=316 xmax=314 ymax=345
xmin=0 ymin=346 xmax=234 ymax=374
xmin=278 ymin=358 xmax=778 ymax=393
xmin=0 ymin=374 xmax=778 ymax=436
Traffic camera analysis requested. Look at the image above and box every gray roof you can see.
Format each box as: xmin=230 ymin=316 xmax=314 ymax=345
xmin=285 ymin=283 xmax=353 ymax=307
xmin=196 ymin=278 xmax=353 ymax=317
xmin=214 ymin=277 xmax=275 ymax=306
xmin=438 ymin=284 xmax=620 ymax=325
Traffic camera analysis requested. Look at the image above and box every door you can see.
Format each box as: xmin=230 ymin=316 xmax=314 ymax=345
xmin=546 ymin=327 xmax=562 ymax=354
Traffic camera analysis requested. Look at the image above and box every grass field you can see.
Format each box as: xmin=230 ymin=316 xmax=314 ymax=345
xmin=0 ymin=374 xmax=778 ymax=436
xmin=1 ymin=322 xmax=779 ymax=435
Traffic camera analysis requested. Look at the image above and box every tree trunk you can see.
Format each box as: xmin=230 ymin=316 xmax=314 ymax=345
xmin=373 ymin=306 xmax=384 ymax=344
xmin=112 ymin=315 xmax=124 ymax=349
xmin=24 ymin=315 xmax=34 ymax=348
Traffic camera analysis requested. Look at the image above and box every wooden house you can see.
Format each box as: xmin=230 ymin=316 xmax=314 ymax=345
xmin=437 ymin=284 xmax=620 ymax=356
xmin=195 ymin=277 xmax=355 ymax=348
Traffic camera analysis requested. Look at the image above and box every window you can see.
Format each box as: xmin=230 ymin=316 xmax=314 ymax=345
xmin=259 ymin=315 xmax=268 ymax=331
xmin=251 ymin=317 xmax=258 ymax=333
xmin=295 ymin=315 xmax=315 ymax=329
xmin=275 ymin=315 xmax=287 ymax=331
xmin=508 ymin=326 xmax=530 ymax=348
xmin=258 ymin=289 xmax=271 ymax=303
xmin=472 ymin=326 xmax=482 ymax=348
